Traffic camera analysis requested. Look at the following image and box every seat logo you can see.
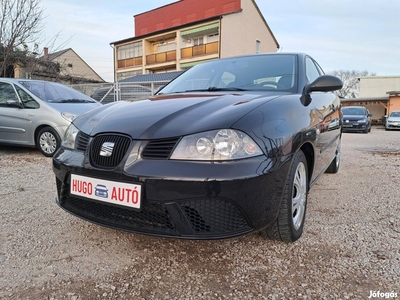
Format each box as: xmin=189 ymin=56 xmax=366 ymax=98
xmin=100 ymin=142 xmax=115 ymax=157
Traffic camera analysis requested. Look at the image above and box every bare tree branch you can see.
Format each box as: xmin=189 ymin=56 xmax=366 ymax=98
xmin=328 ymin=70 xmax=376 ymax=98
xmin=0 ymin=0 xmax=44 ymax=76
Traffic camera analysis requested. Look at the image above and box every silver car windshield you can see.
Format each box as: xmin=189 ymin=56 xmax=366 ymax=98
xmin=159 ymin=54 xmax=297 ymax=94
xmin=19 ymin=81 xmax=96 ymax=103
xmin=390 ymin=112 xmax=400 ymax=117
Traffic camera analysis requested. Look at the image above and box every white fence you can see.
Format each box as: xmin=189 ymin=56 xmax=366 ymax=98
xmin=70 ymin=81 xmax=170 ymax=104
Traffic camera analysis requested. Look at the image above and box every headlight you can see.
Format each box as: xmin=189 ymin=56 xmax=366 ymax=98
xmin=357 ymin=119 xmax=367 ymax=123
xmin=170 ymin=129 xmax=263 ymax=161
xmin=61 ymin=112 xmax=78 ymax=122
xmin=61 ymin=124 xmax=79 ymax=150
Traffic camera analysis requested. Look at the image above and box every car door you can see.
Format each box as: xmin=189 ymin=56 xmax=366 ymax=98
xmin=0 ymin=81 xmax=37 ymax=146
xmin=305 ymin=57 xmax=341 ymax=181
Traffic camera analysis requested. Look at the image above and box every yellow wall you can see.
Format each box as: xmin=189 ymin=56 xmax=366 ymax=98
xmin=388 ymin=95 xmax=400 ymax=114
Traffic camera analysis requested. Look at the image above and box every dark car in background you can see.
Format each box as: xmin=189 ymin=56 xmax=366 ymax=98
xmin=53 ymin=53 xmax=343 ymax=243
xmin=341 ymin=106 xmax=372 ymax=133
xmin=0 ymin=78 xmax=101 ymax=156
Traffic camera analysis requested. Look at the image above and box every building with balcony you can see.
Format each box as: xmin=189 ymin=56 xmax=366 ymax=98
xmin=110 ymin=0 xmax=279 ymax=81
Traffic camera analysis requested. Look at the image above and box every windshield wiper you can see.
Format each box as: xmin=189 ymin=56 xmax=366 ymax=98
xmin=60 ymin=99 xmax=94 ymax=103
xmin=182 ymin=87 xmax=247 ymax=92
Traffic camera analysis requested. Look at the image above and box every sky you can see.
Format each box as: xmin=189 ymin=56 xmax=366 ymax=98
xmin=40 ymin=0 xmax=400 ymax=82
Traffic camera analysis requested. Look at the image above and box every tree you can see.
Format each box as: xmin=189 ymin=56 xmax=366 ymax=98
xmin=0 ymin=0 xmax=44 ymax=77
xmin=328 ymin=70 xmax=376 ymax=98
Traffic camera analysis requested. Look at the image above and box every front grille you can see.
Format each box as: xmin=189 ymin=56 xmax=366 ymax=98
xmin=76 ymin=131 xmax=90 ymax=151
xmin=63 ymin=196 xmax=177 ymax=234
xmin=179 ymin=198 xmax=250 ymax=235
xmin=90 ymin=134 xmax=131 ymax=168
xmin=142 ymin=137 xmax=180 ymax=159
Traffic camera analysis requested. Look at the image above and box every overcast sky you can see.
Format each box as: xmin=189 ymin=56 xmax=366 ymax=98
xmin=40 ymin=0 xmax=400 ymax=82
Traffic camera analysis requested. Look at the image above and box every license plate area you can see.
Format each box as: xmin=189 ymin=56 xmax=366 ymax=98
xmin=70 ymin=174 xmax=141 ymax=210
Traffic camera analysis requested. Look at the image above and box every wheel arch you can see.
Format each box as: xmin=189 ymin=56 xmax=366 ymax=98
xmin=299 ymin=142 xmax=314 ymax=191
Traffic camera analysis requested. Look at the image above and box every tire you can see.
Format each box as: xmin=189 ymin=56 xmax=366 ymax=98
xmin=262 ymin=150 xmax=308 ymax=243
xmin=325 ymin=138 xmax=341 ymax=174
xmin=36 ymin=127 xmax=60 ymax=157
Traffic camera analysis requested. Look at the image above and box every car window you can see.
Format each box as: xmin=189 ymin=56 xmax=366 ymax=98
xmin=19 ymin=80 xmax=96 ymax=103
xmin=390 ymin=112 xmax=400 ymax=117
xmin=342 ymin=107 xmax=366 ymax=115
xmin=15 ymin=85 xmax=39 ymax=109
xmin=160 ymin=54 xmax=297 ymax=93
xmin=305 ymin=57 xmax=321 ymax=84
xmin=0 ymin=82 xmax=19 ymax=106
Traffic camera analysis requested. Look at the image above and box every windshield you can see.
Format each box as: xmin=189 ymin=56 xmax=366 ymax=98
xmin=390 ymin=111 xmax=400 ymax=117
xmin=342 ymin=107 xmax=366 ymax=115
xmin=159 ymin=54 xmax=297 ymax=94
xmin=19 ymin=81 xmax=96 ymax=103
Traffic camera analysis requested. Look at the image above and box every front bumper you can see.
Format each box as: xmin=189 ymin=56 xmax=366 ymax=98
xmin=342 ymin=122 xmax=368 ymax=132
xmin=53 ymin=149 xmax=290 ymax=239
xmin=386 ymin=122 xmax=400 ymax=129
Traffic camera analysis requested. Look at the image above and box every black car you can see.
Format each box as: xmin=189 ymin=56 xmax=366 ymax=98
xmin=341 ymin=106 xmax=373 ymax=133
xmin=53 ymin=53 xmax=343 ymax=243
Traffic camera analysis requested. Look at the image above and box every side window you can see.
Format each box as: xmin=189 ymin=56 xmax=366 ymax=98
xmin=15 ymin=86 xmax=39 ymax=109
xmin=305 ymin=57 xmax=321 ymax=84
xmin=0 ymin=82 xmax=19 ymax=107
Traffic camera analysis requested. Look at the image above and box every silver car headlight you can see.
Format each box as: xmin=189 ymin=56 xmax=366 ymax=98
xmin=61 ymin=124 xmax=79 ymax=150
xmin=357 ymin=119 xmax=367 ymax=123
xmin=170 ymin=129 xmax=263 ymax=161
xmin=61 ymin=112 xmax=78 ymax=122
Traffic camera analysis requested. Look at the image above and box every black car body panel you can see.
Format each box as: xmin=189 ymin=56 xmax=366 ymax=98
xmin=53 ymin=53 xmax=342 ymax=240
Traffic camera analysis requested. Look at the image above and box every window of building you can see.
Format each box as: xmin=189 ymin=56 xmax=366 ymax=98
xmin=117 ymin=42 xmax=143 ymax=60
xmin=193 ymin=37 xmax=204 ymax=46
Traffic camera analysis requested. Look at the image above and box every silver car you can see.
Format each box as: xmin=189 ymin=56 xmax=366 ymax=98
xmin=385 ymin=110 xmax=400 ymax=130
xmin=0 ymin=78 xmax=101 ymax=156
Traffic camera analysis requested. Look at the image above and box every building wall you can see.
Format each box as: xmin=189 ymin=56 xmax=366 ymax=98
xmin=52 ymin=49 xmax=104 ymax=82
xmin=359 ymin=76 xmax=400 ymax=97
xmin=134 ymin=0 xmax=241 ymax=36
xmin=220 ymin=0 xmax=278 ymax=57
xmin=389 ymin=95 xmax=400 ymax=114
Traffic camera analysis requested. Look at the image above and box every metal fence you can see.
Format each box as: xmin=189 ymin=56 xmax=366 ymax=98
xmin=70 ymin=81 xmax=170 ymax=104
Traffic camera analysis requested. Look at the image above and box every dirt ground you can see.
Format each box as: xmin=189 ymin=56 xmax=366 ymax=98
xmin=0 ymin=126 xmax=399 ymax=299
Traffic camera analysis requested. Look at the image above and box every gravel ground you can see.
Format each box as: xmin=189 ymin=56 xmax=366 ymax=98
xmin=0 ymin=126 xmax=399 ymax=300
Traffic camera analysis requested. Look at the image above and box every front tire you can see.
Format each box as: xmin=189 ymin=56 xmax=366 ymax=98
xmin=36 ymin=127 xmax=60 ymax=157
xmin=262 ymin=150 xmax=308 ymax=243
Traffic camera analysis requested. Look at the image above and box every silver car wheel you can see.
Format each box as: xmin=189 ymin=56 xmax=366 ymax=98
xmin=39 ymin=131 xmax=57 ymax=155
xmin=292 ymin=161 xmax=307 ymax=230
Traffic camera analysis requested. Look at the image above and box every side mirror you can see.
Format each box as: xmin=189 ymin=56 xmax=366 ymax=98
xmin=306 ymin=75 xmax=343 ymax=93
xmin=6 ymin=100 xmax=23 ymax=109
xmin=301 ymin=75 xmax=343 ymax=106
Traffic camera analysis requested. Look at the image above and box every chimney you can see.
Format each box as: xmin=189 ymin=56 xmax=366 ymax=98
xmin=44 ymin=47 xmax=48 ymax=59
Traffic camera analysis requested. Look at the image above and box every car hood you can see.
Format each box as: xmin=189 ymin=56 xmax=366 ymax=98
xmin=48 ymin=102 xmax=102 ymax=115
xmin=387 ymin=116 xmax=400 ymax=122
xmin=342 ymin=114 xmax=367 ymax=120
xmin=74 ymin=93 xmax=281 ymax=139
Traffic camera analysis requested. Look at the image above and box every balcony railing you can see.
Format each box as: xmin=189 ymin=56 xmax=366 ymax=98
xmin=181 ymin=42 xmax=219 ymax=59
xmin=117 ymin=57 xmax=142 ymax=69
xmin=146 ymin=50 xmax=177 ymax=65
